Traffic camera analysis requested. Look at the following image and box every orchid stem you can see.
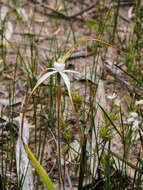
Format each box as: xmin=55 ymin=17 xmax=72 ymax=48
xmin=63 ymin=38 xmax=128 ymax=63
xmin=57 ymin=73 xmax=64 ymax=190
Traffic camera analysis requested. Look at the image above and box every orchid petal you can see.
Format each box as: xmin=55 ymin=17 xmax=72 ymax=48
xmin=22 ymin=70 xmax=57 ymax=125
xmin=21 ymin=70 xmax=57 ymax=144
xmin=59 ymin=72 xmax=75 ymax=110
xmin=31 ymin=71 xmax=57 ymax=95
xmin=59 ymin=72 xmax=71 ymax=92
xmin=60 ymin=72 xmax=81 ymax=137
xmin=38 ymin=68 xmax=56 ymax=79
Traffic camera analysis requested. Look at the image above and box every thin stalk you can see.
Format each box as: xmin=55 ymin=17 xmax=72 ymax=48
xmin=104 ymin=141 xmax=111 ymax=190
xmin=1 ymin=23 xmax=7 ymax=69
xmin=110 ymin=0 xmax=120 ymax=43
xmin=1 ymin=122 xmax=5 ymax=189
xmin=63 ymin=38 xmax=128 ymax=63
xmin=78 ymin=135 xmax=87 ymax=190
xmin=57 ymin=74 xmax=64 ymax=190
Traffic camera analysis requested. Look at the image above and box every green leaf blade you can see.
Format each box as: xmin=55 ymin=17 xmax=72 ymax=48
xmin=24 ymin=144 xmax=56 ymax=190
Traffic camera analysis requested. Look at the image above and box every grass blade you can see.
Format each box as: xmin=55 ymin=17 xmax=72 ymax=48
xmin=110 ymin=151 xmax=143 ymax=174
xmin=78 ymin=136 xmax=87 ymax=190
xmin=98 ymin=104 xmax=121 ymax=137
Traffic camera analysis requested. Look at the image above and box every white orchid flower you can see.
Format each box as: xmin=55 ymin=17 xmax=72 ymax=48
xmin=25 ymin=57 xmax=81 ymax=115
xmin=36 ymin=58 xmax=80 ymax=91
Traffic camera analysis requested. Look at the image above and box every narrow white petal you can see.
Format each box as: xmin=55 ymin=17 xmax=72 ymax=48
xmin=60 ymin=72 xmax=71 ymax=92
xmin=36 ymin=71 xmax=57 ymax=87
xmin=38 ymin=68 xmax=56 ymax=79
xmin=32 ymin=71 xmax=57 ymax=93
xmin=60 ymin=72 xmax=76 ymax=113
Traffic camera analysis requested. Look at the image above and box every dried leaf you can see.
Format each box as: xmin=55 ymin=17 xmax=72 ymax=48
xmin=96 ymin=55 xmax=103 ymax=77
xmin=106 ymin=47 xmax=117 ymax=66
xmin=52 ymin=28 xmax=61 ymax=36
xmin=0 ymin=6 xmax=9 ymax=21
xmin=128 ymin=6 xmax=135 ymax=19
xmin=4 ymin=21 xmax=13 ymax=42
xmin=15 ymin=115 xmax=34 ymax=190
xmin=35 ymin=19 xmax=45 ymax=23
xmin=2 ymin=72 xmax=14 ymax=79
xmin=16 ymin=8 xmax=28 ymax=21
